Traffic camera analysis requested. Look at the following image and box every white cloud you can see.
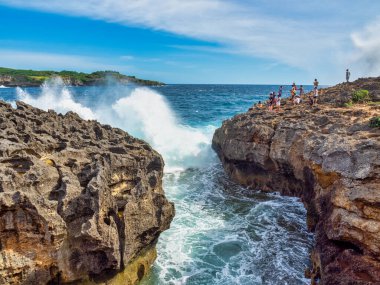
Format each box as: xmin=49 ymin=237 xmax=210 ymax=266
xmin=1 ymin=0 xmax=379 ymax=81
xmin=0 ymin=0 xmax=347 ymax=67
xmin=0 ymin=49 xmax=131 ymax=71
xmin=351 ymin=18 xmax=380 ymax=76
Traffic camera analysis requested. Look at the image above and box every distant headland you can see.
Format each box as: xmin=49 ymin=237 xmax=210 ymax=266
xmin=0 ymin=67 xmax=165 ymax=87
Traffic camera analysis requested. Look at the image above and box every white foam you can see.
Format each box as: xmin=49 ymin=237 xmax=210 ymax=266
xmin=17 ymin=77 xmax=96 ymax=120
xmin=15 ymin=78 xmax=213 ymax=172
xmin=111 ymin=87 xmax=213 ymax=171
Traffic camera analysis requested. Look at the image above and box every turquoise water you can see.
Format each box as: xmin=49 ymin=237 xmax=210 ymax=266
xmin=0 ymin=82 xmax=314 ymax=285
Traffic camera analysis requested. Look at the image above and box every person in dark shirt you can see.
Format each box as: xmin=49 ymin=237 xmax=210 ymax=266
xmin=313 ymin=79 xmax=319 ymax=89
xmin=299 ymin=85 xmax=304 ymax=97
xmin=346 ymin=69 xmax=351 ymax=83
xmin=268 ymin=92 xmax=274 ymax=111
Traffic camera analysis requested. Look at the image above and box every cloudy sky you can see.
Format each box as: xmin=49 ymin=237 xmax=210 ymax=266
xmin=0 ymin=0 xmax=379 ymax=84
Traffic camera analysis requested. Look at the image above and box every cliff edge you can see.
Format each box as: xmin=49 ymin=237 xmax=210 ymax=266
xmin=212 ymin=77 xmax=380 ymax=284
xmin=0 ymin=101 xmax=174 ymax=284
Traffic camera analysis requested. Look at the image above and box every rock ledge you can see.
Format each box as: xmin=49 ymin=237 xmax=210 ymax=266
xmin=0 ymin=101 xmax=174 ymax=284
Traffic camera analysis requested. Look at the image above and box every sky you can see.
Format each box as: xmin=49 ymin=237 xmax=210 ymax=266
xmin=0 ymin=0 xmax=379 ymax=84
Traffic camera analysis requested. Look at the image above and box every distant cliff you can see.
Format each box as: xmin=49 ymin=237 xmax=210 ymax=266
xmin=0 ymin=100 xmax=174 ymax=284
xmin=0 ymin=67 xmax=165 ymax=87
xmin=213 ymin=77 xmax=380 ymax=284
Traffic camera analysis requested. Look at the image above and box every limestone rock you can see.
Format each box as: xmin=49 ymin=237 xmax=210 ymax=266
xmin=0 ymin=101 xmax=174 ymax=284
xmin=212 ymin=77 xmax=380 ymax=284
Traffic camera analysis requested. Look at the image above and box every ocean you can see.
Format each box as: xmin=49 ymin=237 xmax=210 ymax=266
xmin=0 ymin=80 xmax=315 ymax=285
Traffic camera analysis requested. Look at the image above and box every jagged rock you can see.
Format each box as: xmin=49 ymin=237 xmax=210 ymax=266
xmin=212 ymin=78 xmax=380 ymax=284
xmin=317 ymin=76 xmax=380 ymax=105
xmin=0 ymin=101 xmax=174 ymax=284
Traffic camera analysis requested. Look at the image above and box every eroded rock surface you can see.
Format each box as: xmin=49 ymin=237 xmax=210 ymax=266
xmin=212 ymin=78 xmax=380 ymax=284
xmin=0 ymin=101 xmax=174 ymax=284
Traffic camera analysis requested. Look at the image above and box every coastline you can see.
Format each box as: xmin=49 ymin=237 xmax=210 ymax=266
xmin=212 ymin=77 xmax=380 ymax=284
xmin=0 ymin=67 xmax=165 ymax=87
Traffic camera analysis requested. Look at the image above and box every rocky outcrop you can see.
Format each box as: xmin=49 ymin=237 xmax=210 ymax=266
xmin=0 ymin=101 xmax=174 ymax=284
xmin=212 ymin=78 xmax=380 ymax=284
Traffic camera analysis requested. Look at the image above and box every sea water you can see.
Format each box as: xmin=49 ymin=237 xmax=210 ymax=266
xmin=0 ymin=80 xmax=315 ymax=285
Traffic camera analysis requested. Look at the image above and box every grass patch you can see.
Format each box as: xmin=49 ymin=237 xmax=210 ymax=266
xmin=344 ymin=100 xmax=353 ymax=108
xmin=28 ymin=76 xmax=48 ymax=81
xmin=352 ymin=89 xmax=370 ymax=103
xmin=369 ymin=117 xmax=380 ymax=128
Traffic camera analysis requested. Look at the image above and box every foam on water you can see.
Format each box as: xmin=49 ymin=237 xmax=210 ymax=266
xmin=11 ymin=80 xmax=314 ymax=285
xmin=144 ymin=164 xmax=313 ymax=285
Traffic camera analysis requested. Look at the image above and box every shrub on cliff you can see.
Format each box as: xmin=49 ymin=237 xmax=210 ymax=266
xmin=343 ymin=100 xmax=353 ymax=108
xmin=370 ymin=116 xmax=380 ymax=128
xmin=352 ymin=89 xmax=370 ymax=103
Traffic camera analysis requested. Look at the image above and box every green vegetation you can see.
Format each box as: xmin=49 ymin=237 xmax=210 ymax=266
xmin=343 ymin=89 xmax=373 ymax=108
xmin=343 ymin=100 xmax=353 ymax=108
xmin=352 ymin=89 xmax=370 ymax=103
xmin=0 ymin=67 xmax=164 ymax=87
xmin=369 ymin=116 xmax=380 ymax=128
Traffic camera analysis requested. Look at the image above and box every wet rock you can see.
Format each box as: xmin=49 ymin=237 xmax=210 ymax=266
xmin=212 ymin=77 xmax=380 ymax=284
xmin=0 ymin=100 xmax=174 ymax=284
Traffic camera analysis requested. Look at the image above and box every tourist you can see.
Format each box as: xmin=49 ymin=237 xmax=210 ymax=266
xmin=294 ymin=93 xmax=301 ymax=104
xmin=257 ymin=101 xmax=263 ymax=108
xmin=272 ymin=95 xmax=278 ymax=111
xmin=313 ymin=87 xmax=319 ymax=105
xmin=346 ymin=69 xmax=351 ymax=83
xmin=276 ymin=94 xmax=281 ymax=111
xmin=308 ymin=92 xmax=314 ymax=106
xmin=291 ymin=83 xmax=297 ymax=101
xmin=299 ymin=85 xmax=304 ymax=97
xmin=268 ymin=92 xmax=274 ymax=111
xmin=278 ymin=85 xmax=283 ymax=98
xmin=313 ymin=79 xmax=319 ymax=89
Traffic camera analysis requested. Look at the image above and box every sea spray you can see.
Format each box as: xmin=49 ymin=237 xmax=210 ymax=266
xmin=16 ymin=78 xmax=213 ymax=171
xmin=111 ymin=87 xmax=212 ymax=171
xmin=17 ymin=77 xmax=96 ymax=120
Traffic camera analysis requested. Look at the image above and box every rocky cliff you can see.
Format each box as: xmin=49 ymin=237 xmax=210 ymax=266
xmin=0 ymin=101 xmax=174 ymax=284
xmin=212 ymin=77 xmax=380 ymax=284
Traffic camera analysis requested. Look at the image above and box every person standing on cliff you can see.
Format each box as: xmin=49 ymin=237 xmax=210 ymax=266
xmin=291 ymin=82 xmax=297 ymax=92
xmin=276 ymin=94 xmax=281 ymax=111
xmin=268 ymin=92 xmax=274 ymax=111
xmin=313 ymin=87 xmax=319 ymax=105
xmin=313 ymin=79 xmax=319 ymax=89
xmin=291 ymin=83 xmax=297 ymax=101
xmin=346 ymin=69 xmax=351 ymax=83
xmin=278 ymin=85 xmax=283 ymax=98
xmin=299 ymin=85 xmax=304 ymax=97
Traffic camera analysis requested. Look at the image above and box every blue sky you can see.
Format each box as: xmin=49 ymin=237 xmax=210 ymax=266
xmin=0 ymin=0 xmax=379 ymax=84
